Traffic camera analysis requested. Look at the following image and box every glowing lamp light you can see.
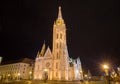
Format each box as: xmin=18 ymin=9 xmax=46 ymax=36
xmin=80 ymin=70 xmax=82 ymax=73
xmin=103 ymin=64 xmax=109 ymax=69
xmin=29 ymin=71 xmax=32 ymax=74
xmin=39 ymin=76 xmax=42 ymax=79
xmin=76 ymin=70 xmax=79 ymax=73
xmin=18 ymin=73 xmax=20 ymax=76
xmin=44 ymin=69 xmax=48 ymax=72
xmin=8 ymin=74 xmax=10 ymax=76
xmin=84 ymin=74 xmax=88 ymax=77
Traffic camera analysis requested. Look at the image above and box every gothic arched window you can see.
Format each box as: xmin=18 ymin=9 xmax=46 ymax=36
xmin=57 ymin=34 xmax=59 ymax=39
xmin=56 ymin=62 xmax=58 ymax=69
xmin=56 ymin=52 xmax=58 ymax=59
xmin=60 ymin=42 xmax=62 ymax=48
xmin=56 ymin=43 xmax=58 ymax=48
xmin=60 ymin=33 xmax=62 ymax=39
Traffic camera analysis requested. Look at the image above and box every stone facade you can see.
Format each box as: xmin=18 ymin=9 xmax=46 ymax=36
xmin=34 ymin=6 xmax=83 ymax=81
xmin=0 ymin=58 xmax=33 ymax=80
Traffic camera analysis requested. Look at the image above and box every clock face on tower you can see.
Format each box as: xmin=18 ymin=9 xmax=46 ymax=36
xmin=46 ymin=62 xmax=50 ymax=67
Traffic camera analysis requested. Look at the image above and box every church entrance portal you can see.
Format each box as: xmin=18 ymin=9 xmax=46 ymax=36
xmin=43 ymin=69 xmax=48 ymax=81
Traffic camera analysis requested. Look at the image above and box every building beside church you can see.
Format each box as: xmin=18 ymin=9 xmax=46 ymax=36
xmin=0 ymin=58 xmax=33 ymax=80
xmin=34 ymin=7 xmax=83 ymax=81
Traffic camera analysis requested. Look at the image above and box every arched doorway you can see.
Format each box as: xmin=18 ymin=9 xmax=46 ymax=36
xmin=43 ymin=69 xmax=48 ymax=81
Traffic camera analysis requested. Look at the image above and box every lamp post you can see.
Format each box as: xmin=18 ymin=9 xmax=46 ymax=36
xmin=80 ymin=70 xmax=83 ymax=80
xmin=17 ymin=73 xmax=20 ymax=80
xmin=7 ymin=74 xmax=10 ymax=81
xmin=103 ymin=64 xmax=110 ymax=84
xmin=84 ymin=74 xmax=88 ymax=81
xmin=29 ymin=71 xmax=32 ymax=80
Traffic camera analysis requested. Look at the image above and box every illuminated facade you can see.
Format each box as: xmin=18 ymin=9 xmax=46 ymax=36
xmin=34 ymin=7 xmax=83 ymax=81
xmin=0 ymin=58 xmax=33 ymax=80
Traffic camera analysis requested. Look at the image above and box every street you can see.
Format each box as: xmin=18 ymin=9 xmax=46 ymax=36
xmin=0 ymin=80 xmax=120 ymax=84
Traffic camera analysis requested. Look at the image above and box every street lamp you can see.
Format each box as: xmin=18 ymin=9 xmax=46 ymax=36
xmin=80 ymin=70 xmax=83 ymax=80
xmin=84 ymin=74 xmax=88 ymax=80
xmin=29 ymin=71 xmax=32 ymax=80
xmin=17 ymin=73 xmax=20 ymax=80
xmin=44 ymin=69 xmax=48 ymax=72
xmin=29 ymin=71 xmax=32 ymax=74
xmin=103 ymin=64 xmax=110 ymax=84
xmin=7 ymin=74 xmax=10 ymax=80
xmin=18 ymin=73 xmax=20 ymax=76
xmin=103 ymin=64 xmax=109 ymax=76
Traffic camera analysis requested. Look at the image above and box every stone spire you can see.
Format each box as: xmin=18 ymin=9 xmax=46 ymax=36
xmin=77 ymin=57 xmax=81 ymax=64
xmin=36 ymin=51 xmax=40 ymax=58
xmin=40 ymin=41 xmax=46 ymax=56
xmin=58 ymin=6 xmax=63 ymax=19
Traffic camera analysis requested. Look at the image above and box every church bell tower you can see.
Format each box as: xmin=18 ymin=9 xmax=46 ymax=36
xmin=52 ymin=6 xmax=69 ymax=80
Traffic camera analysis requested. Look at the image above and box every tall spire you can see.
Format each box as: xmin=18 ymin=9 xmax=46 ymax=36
xmin=36 ymin=51 xmax=40 ymax=58
xmin=40 ymin=41 xmax=46 ymax=56
xmin=58 ymin=6 xmax=63 ymax=19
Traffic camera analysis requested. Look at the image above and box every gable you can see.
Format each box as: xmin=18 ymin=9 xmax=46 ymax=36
xmin=44 ymin=47 xmax=52 ymax=58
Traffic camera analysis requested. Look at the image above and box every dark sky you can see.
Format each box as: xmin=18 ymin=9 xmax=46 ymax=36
xmin=0 ymin=0 xmax=119 ymax=75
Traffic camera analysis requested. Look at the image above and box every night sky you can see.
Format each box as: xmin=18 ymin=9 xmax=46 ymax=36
xmin=0 ymin=0 xmax=119 ymax=75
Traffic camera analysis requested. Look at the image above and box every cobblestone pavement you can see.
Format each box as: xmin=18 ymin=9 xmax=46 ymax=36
xmin=0 ymin=80 xmax=119 ymax=84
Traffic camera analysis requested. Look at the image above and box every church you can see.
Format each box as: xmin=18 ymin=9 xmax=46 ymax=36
xmin=33 ymin=6 xmax=83 ymax=81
